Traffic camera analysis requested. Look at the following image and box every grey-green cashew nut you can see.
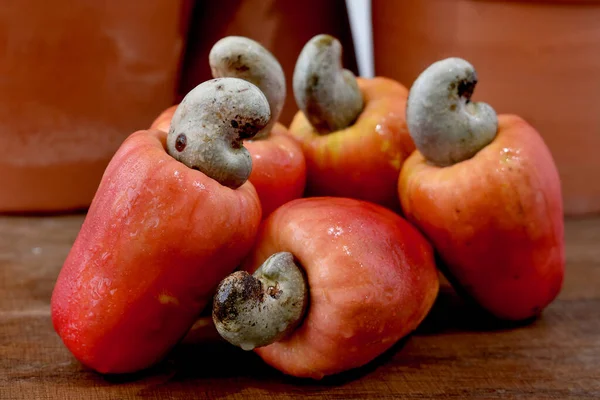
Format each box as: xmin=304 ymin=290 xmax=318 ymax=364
xmin=210 ymin=36 xmax=285 ymax=139
xmin=212 ymin=252 xmax=309 ymax=351
xmin=293 ymin=34 xmax=364 ymax=134
xmin=406 ymin=57 xmax=498 ymax=166
xmin=167 ymin=77 xmax=270 ymax=189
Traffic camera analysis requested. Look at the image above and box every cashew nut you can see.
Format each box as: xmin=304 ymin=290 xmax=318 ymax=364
xmin=293 ymin=34 xmax=364 ymax=134
xmin=212 ymin=252 xmax=308 ymax=351
xmin=406 ymin=57 xmax=498 ymax=166
xmin=210 ymin=36 xmax=285 ymax=139
xmin=167 ymin=78 xmax=270 ymax=189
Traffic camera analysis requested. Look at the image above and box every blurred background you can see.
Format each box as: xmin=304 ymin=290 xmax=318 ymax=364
xmin=1 ymin=0 xmax=598 ymax=215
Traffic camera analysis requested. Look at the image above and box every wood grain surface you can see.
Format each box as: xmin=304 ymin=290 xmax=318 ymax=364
xmin=1 ymin=214 xmax=599 ymax=399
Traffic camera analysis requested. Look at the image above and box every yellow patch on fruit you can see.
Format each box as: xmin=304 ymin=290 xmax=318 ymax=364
xmin=158 ymin=293 xmax=179 ymax=306
xmin=189 ymin=317 xmax=212 ymax=330
xmin=380 ymin=140 xmax=391 ymax=153
xmin=390 ymin=156 xmax=402 ymax=171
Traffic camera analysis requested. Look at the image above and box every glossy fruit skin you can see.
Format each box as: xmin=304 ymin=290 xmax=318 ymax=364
xmin=51 ymin=129 xmax=261 ymax=374
xmin=242 ymin=197 xmax=439 ymax=379
xmin=244 ymin=125 xmax=306 ymax=216
xmin=287 ymin=77 xmax=415 ymax=211
xmin=151 ymin=106 xmax=306 ymax=217
xmin=399 ymin=114 xmax=564 ymax=321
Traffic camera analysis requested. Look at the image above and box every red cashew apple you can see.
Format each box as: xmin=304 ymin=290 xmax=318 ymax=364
xmin=152 ymin=36 xmax=306 ymax=217
xmin=241 ymin=127 xmax=306 ymax=217
xmin=212 ymin=197 xmax=440 ymax=379
xmin=51 ymin=78 xmax=266 ymax=373
xmin=399 ymin=58 xmax=564 ymax=320
xmin=287 ymin=34 xmax=415 ymax=210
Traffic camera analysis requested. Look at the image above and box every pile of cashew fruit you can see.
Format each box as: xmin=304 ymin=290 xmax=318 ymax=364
xmin=51 ymin=35 xmax=564 ymax=380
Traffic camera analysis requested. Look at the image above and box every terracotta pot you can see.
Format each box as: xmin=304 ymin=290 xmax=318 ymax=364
xmin=178 ymin=0 xmax=358 ymax=126
xmin=373 ymin=0 xmax=600 ymax=215
xmin=0 ymin=0 xmax=192 ymax=213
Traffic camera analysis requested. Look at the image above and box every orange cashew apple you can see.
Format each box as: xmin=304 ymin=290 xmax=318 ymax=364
xmin=212 ymin=197 xmax=439 ymax=379
xmin=399 ymin=57 xmax=564 ymax=321
xmin=287 ymin=34 xmax=414 ymax=210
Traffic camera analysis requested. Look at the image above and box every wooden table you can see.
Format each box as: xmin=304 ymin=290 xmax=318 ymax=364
xmin=1 ymin=214 xmax=599 ymax=399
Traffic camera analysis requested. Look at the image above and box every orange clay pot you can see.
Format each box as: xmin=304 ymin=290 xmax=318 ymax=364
xmin=399 ymin=114 xmax=564 ymax=321
xmin=51 ymin=128 xmax=261 ymax=374
xmin=373 ymin=0 xmax=600 ymax=215
xmin=0 ymin=0 xmax=192 ymax=213
xmin=242 ymin=197 xmax=439 ymax=379
xmin=151 ymin=106 xmax=306 ymax=217
xmin=287 ymin=77 xmax=414 ymax=211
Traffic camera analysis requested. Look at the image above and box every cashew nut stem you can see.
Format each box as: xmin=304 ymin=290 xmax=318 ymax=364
xmin=210 ymin=36 xmax=285 ymax=139
xmin=406 ymin=57 xmax=498 ymax=166
xmin=293 ymin=34 xmax=364 ymax=134
xmin=212 ymin=252 xmax=308 ymax=351
xmin=167 ymin=78 xmax=270 ymax=189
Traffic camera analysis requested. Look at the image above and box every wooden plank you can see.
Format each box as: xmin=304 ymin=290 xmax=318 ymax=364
xmin=1 ymin=215 xmax=599 ymax=399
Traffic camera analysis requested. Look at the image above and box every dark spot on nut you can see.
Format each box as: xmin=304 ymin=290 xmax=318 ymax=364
xmin=267 ymin=285 xmax=282 ymax=299
xmin=224 ymin=54 xmax=251 ymax=74
xmin=449 ymin=104 xmax=457 ymax=111
xmin=448 ymin=82 xmax=456 ymax=91
xmin=175 ymin=134 xmax=187 ymax=152
xmin=457 ymin=78 xmax=476 ymax=103
xmin=235 ymin=55 xmax=250 ymax=72
xmin=213 ymin=271 xmax=263 ymax=323
xmin=230 ymin=114 xmax=265 ymax=145
xmin=216 ymin=84 xmax=224 ymax=91
xmin=239 ymin=123 xmax=255 ymax=140
xmin=309 ymin=74 xmax=320 ymax=90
